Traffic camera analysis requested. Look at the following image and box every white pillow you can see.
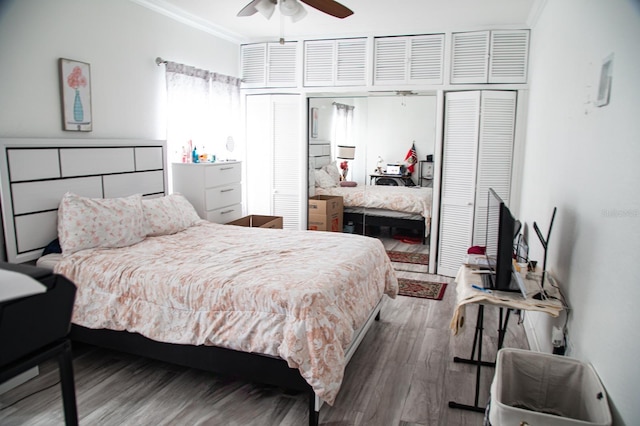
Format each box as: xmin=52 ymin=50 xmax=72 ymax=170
xmin=323 ymin=162 xmax=341 ymax=185
xmin=315 ymin=169 xmax=336 ymax=188
xmin=58 ymin=192 xmax=148 ymax=255
xmin=143 ymin=193 xmax=201 ymax=236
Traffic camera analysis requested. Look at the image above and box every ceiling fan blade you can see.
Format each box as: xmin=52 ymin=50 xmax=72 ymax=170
xmin=299 ymin=0 xmax=353 ymax=18
xmin=237 ymin=0 xmax=260 ymax=17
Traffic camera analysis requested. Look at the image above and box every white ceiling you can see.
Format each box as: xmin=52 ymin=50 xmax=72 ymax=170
xmin=133 ymin=0 xmax=540 ymax=43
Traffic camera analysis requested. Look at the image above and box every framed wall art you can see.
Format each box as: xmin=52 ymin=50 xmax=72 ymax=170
xmin=310 ymin=107 xmax=318 ymax=138
xmin=59 ymin=58 xmax=92 ymax=131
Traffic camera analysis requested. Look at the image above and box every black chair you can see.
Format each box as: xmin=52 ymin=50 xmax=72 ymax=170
xmin=0 ymin=262 xmax=78 ymax=425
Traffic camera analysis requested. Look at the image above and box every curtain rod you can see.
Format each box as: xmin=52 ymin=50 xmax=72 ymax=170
xmin=155 ymin=57 xmax=244 ymax=84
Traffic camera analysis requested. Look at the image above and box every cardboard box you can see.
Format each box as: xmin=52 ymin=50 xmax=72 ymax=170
xmin=226 ymin=215 xmax=283 ymax=229
xmin=308 ymin=195 xmax=343 ymax=232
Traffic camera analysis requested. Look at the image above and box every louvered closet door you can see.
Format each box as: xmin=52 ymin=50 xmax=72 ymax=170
xmin=245 ymin=95 xmax=303 ymax=230
xmin=450 ymin=31 xmax=490 ymax=84
xmin=272 ymin=95 xmax=303 ymax=230
xmin=438 ymin=91 xmax=481 ymax=277
xmin=245 ymin=95 xmax=272 ymax=215
xmin=472 ymin=91 xmax=517 ymax=245
xmin=408 ymin=34 xmax=444 ymax=84
xmin=488 ymin=30 xmax=529 ymax=83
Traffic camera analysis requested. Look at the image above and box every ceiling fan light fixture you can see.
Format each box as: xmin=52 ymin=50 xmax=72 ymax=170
xmin=255 ymin=0 xmax=276 ymax=19
xmin=280 ymin=0 xmax=307 ymax=22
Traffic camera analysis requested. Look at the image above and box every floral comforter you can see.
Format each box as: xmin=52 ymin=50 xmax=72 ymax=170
xmin=55 ymin=221 xmax=398 ymax=404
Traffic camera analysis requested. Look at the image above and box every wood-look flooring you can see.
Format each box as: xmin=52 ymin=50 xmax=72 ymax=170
xmin=0 ymin=235 xmax=529 ymax=426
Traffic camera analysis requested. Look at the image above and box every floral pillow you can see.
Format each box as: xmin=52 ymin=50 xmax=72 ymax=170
xmin=323 ymin=162 xmax=342 ymax=185
xmin=143 ymin=193 xmax=202 ymax=236
xmin=315 ymin=168 xmax=336 ymax=188
xmin=58 ymin=192 xmax=148 ymax=255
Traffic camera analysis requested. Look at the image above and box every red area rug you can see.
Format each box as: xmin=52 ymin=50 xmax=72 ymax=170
xmin=386 ymin=250 xmax=429 ymax=265
xmin=397 ymin=278 xmax=447 ymax=300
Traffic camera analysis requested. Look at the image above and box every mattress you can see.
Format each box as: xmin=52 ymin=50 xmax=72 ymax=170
xmin=53 ymin=221 xmax=398 ymax=404
xmin=315 ymin=185 xmax=432 ymax=219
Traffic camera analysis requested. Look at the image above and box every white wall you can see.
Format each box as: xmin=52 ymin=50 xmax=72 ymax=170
xmin=0 ymin=0 xmax=238 ymax=140
xmin=365 ymin=96 xmax=437 ymax=185
xmin=522 ymin=1 xmax=640 ymax=423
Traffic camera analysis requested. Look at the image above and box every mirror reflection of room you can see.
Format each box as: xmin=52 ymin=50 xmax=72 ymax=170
xmin=309 ymin=94 xmax=436 ymax=251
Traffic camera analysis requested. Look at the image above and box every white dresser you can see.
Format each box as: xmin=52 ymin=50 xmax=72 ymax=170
xmin=172 ymin=162 xmax=243 ymax=223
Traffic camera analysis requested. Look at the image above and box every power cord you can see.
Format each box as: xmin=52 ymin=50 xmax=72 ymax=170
xmin=0 ymin=380 xmax=61 ymax=411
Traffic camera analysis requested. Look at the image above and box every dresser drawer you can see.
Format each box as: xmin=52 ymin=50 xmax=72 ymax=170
xmin=205 ymin=183 xmax=241 ymax=210
xmin=204 ymin=163 xmax=241 ymax=188
xmin=205 ymin=203 xmax=243 ymax=224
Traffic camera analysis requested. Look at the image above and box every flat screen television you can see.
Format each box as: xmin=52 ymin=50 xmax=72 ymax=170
xmin=483 ymin=188 xmax=522 ymax=293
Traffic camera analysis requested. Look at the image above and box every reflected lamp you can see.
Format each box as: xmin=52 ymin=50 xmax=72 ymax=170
xmin=337 ymin=145 xmax=356 ymax=180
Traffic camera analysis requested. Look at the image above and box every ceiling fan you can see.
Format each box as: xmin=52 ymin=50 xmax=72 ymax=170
xmin=237 ymin=0 xmax=353 ymax=22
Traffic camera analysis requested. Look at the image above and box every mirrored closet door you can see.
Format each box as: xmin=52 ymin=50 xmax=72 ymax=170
xmin=308 ymin=94 xmax=437 ymax=253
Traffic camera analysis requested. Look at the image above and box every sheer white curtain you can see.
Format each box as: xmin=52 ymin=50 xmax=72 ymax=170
xmin=331 ymin=102 xmax=355 ymax=156
xmin=165 ymin=62 xmax=241 ymax=165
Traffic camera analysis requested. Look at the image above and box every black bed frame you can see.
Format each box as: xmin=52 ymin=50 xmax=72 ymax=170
xmin=343 ymin=211 xmax=426 ymax=244
xmin=70 ymin=309 xmax=382 ymax=425
xmin=70 ymin=325 xmax=319 ymax=425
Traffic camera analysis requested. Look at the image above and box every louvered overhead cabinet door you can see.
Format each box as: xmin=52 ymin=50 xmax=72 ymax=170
xmin=437 ymin=90 xmax=517 ymax=277
xmin=241 ymin=42 xmax=298 ymax=88
xmin=241 ymin=43 xmax=267 ymax=88
xmin=451 ymin=30 xmax=529 ymax=84
xmin=488 ymin=30 xmax=529 ymax=83
xmin=304 ymin=38 xmax=367 ymax=87
xmin=374 ymin=34 xmax=444 ymax=86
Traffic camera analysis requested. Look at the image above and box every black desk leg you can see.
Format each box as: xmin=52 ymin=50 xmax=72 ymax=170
xmin=497 ymin=308 xmax=511 ymax=350
xmin=448 ymin=307 xmax=514 ymax=413
xmin=448 ymin=305 xmax=487 ymax=413
xmin=57 ymin=340 xmax=78 ymax=426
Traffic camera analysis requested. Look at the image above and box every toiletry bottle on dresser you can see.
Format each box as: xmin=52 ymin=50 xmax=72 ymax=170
xmin=192 ymin=146 xmax=199 ymax=163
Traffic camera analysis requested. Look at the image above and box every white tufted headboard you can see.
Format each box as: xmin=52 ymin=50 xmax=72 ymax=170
xmin=0 ymin=138 xmax=167 ymax=263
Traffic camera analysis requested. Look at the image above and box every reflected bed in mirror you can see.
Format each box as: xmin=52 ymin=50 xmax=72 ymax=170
xmin=308 ymin=95 xmax=437 ymax=248
xmin=314 ymin=183 xmax=432 ymax=244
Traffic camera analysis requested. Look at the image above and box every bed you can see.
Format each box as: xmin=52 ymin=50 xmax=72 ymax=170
xmin=314 ymin=180 xmax=433 ymax=243
xmin=0 ymin=139 xmax=398 ymax=425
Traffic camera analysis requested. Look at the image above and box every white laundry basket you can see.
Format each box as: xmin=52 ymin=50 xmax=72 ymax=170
xmin=488 ymin=348 xmax=611 ymax=426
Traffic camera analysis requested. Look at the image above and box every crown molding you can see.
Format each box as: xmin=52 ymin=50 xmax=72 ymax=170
xmin=129 ymin=0 xmax=247 ymax=44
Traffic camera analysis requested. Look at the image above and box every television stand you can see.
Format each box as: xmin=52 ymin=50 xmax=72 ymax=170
xmin=448 ymin=264 xmax=565 ymax=413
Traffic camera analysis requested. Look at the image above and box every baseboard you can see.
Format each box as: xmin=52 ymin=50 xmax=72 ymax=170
xmin=0 ymin=366 xmax=39 ymax=394
xmin=523 ymin=313 xmax=541 ymax=352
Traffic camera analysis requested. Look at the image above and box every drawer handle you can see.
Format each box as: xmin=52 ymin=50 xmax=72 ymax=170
xmin=221 ymin=209 xmax=235 ymax=214
xmin=220 ymin=188 xmax=234 ymax=193
xmin=220 ymin=167 xmax=233 ymax=171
